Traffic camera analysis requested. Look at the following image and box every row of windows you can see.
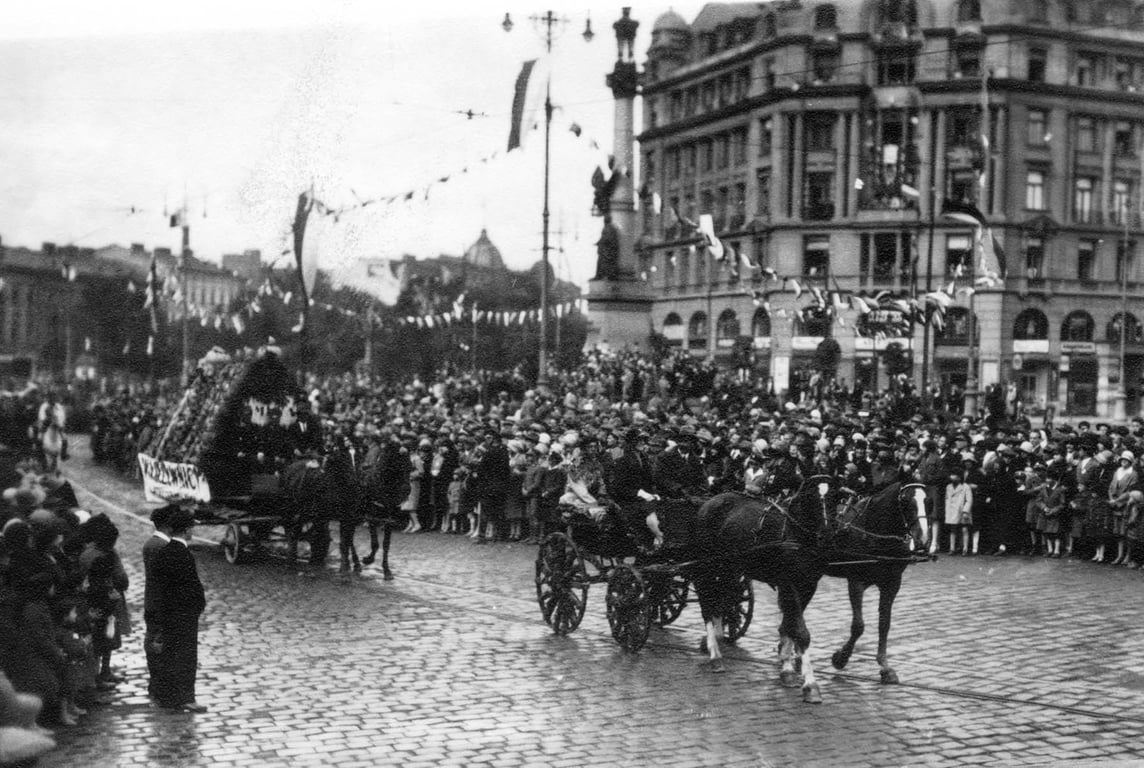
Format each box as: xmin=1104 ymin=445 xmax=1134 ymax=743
xmin=648 ymin=232 xmax=1137 ymax=289
xmin=1025 ymin=113 xmax=1139 ymax=155
xmin=662 ymin=127 xmax=750 ymax=181
xmin=1024 ymin=170 xmax=1138 ymax=226
xmin=658 ymin=306 xmax=1141 ymax=351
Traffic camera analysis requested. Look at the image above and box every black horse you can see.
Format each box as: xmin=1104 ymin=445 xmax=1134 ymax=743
xmin=691 ymin=475 xmax=840 ymax=703
xmin=825 ymin=481 xmax=930 ymax=684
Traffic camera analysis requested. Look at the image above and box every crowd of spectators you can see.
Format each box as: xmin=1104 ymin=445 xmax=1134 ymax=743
xmin=4 ymin=347 xmax=1144 ymax=761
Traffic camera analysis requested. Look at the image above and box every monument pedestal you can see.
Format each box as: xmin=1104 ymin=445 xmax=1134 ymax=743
xmin=584 ymin=277 xmax=654 ymax=353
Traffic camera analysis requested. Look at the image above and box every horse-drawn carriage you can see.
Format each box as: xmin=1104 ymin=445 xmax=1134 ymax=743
xmin=535 ymin=500 xmax=754 ymax=653
xmin=536 ymin=475 xmax=933 ymax=702
xmin=137 ymin=349 xmax=323 ymax=568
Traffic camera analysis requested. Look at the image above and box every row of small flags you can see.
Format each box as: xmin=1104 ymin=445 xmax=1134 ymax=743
xmin=396 ymin=300 xmax=585 ymax=330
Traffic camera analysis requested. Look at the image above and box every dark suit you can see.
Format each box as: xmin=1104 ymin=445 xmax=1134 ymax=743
xmin=653 ymin=448 xmax=707 ymax=499
xmin=147 ymin=539 xmax=206 ymax=708
xmin=476 ymin=440 xmax=512 ymax=539
xmin=141 ymin=532 xmax=169 ymax=698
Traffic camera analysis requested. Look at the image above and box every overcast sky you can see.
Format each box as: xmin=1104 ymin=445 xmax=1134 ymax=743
xmin=0 ymin=1 xmax=705 ymax=291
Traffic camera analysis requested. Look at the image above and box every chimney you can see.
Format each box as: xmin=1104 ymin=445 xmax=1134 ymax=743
xmin=155 ymin=247 xmax=171 ymax=258
xmin=42 ymin=242 xmax=56 ymax=255
xmin=130 ymin=243 xmax=145 ymax=254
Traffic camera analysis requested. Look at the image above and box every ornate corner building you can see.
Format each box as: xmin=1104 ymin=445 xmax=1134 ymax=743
xmin=632 ymin=0 xmax=1144 ymax=419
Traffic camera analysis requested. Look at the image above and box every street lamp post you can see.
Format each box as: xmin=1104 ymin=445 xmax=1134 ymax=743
xmin=503 ymin=10 xmax=593 ymax=390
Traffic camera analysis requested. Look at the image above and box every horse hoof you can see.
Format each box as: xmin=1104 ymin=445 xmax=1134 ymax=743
xmin=779 ymin=670 xmax=801 ymax=688
xmin=831 ymin=650 xmax=849 ymax=670
xmin=705 ymin=658 xmax=726 ymax=674
xmin=383 ymin=570 xmax=394 ymax=581
xmin=802 ymin=683 xmax=823 ymax=704
xmin=880 ymin=668 xmax=899 ymax=685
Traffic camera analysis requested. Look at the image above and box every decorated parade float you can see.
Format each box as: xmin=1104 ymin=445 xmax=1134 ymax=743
xmin=137 ymin=345 xmax=321 ymax=563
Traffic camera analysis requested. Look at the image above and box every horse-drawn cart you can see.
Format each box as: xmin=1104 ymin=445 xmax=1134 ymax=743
xmin=535 ymin=504 xmax=754 ymax=652
xmin=137 ymin=349 xmax=321 ymax=568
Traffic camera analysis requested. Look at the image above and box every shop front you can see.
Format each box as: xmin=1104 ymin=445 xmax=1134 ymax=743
xmin=1011 ymin=339 xmax=1051 ymax=415
xmin=1060 ymin=341 xmax=1098 ymax=416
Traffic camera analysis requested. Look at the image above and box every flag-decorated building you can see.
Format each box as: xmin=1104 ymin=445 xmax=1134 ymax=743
xmin=634 ymin=0 xmax=1144 ymax=419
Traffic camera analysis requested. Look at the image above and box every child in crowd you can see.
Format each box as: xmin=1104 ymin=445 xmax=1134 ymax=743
xmin=444 ymin=468 xmax=464 ymax=534
xmin=1038 ymin=467 xmax=1066 ymax=558
xmin=944 ymin=469 xmax=973 ymax=555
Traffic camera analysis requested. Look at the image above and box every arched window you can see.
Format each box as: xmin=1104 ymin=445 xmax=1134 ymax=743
xmin=1061 ymin=310 xmax=1094 ymax=341
xmin=879 ymin=0 xmax=918 ymax=24
xmin=956 ymin=0 xmax=981 ymax=21
xmin=752 ymin=308 xmax=771 ymax=337
xmin=688 ymin=311 xmax=708 ymax=350
xmin=1013 ymin=308 xmax=1048 ymax=340
xmin=763 ymin=14 xmax=777 ymax=37
xmin=662 ymin=312 xmax=684 ymax=347
xmin=1027 ymin=0 xmax=1049 ymax=23
xmin=1107 ymin=312 xmax=1143 ymax=343
xmin=716 ymin=309 xmax=740 ymax=348
xmin=1103 ymin=1 xmax=1132 ymax=26
xmin=814 ymin=4 xmax=838 ymax=29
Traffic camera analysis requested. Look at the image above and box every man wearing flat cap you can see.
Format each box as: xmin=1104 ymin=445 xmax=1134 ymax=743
xmin=146 ymin=507 xmax=207 ymax=712
xmin=142 ymin=503 xmax=176 ymax=700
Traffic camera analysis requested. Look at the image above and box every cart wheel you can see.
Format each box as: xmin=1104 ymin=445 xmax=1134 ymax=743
xmin=535 ymin=533 xmax=588 ymax=635
xmin=222 ymin=523 xmax=246 ymax=565
xmin=723 ymin=575 xmax=754 ymax=644
xmin=649 ymin=572 xmax=689 ymax=627
xmin=606 ymin=564 xmax=651 ymax=653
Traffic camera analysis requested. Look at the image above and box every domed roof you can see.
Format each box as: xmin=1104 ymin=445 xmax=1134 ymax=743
xmin=464 ymin=229 xmax=504 ymax=270
xmin=652 ymin=9 xmax=689 ymax=32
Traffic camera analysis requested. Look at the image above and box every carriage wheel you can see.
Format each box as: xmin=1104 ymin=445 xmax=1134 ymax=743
xmin=723 ymin=575 xmax=754 ymax=644
xmin=222 ymin=523 xmax=246 ymax=565
xmin=535 ymin=533 xmax=588 ymax=635
xmin=649 ymin=572 xmax=689 ymax=627
xmin=606 ymin=564 xmax=651 ymax=653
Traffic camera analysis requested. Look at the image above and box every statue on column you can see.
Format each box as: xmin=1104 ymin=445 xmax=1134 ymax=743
xmin=614 ymin=8 xmax=639 ymax=62
xmin=594 ymin=216 xmax=621 ymax=281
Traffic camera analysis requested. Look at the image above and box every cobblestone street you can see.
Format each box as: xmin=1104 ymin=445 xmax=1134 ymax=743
xmin=36 ymin=438 xmax=1144 ymax=767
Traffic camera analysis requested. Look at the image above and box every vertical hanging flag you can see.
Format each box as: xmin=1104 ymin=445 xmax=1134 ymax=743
xmin=293 ymin=191 xmax=313 ymax=297
xmin=507 ymin=59 xmax=542 ymax=151
xmin=146 ymin=335 xmax=154 ymax=357
xmin=144 ymin=251 xmax=159 ymax=333
xmin=169 ymin=210 xmax=185 ymax=228
xmin=697 ymin=214 xmax=724 ymax=260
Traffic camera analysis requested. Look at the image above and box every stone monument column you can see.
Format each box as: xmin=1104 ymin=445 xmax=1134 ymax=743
xmin=584 ymin=7 xmax=654 ymax=353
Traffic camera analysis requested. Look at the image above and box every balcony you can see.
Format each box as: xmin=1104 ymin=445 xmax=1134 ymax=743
xmin=802 ymin=202 xmax=836 ymax=221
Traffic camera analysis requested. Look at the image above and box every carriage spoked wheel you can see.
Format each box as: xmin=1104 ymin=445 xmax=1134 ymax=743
xmin=722 ymin=575 xmax=754 ymax=644
xmin=606 ymin=564 xmax=652 ymax=653
xmin=222 ymin=522 xmax=246 ymax=565
xmin=648 ymin=572 xmax=689 ymax=627
xmin=535 ymin=533 xmax=589 ymax=635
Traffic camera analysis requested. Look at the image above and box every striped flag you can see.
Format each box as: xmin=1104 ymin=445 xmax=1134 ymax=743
xmin=143 ymin=252 xmax=159 ymax=333
xmin=507 ymin=60 xmax=540 ymax=151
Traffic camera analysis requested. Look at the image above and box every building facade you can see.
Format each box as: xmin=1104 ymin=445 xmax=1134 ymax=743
xmin=636 ymin=0 xmax=1144 ymax=419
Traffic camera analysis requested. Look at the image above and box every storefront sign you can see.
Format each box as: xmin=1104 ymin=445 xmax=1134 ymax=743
xmin=753 ymin=336 xmax=772 ymax=350
xmin=137 ymin=454 xmax=212 ymax=504
xmin=1012 ymin=339 xmax=1049 ymax=354
xmin=791 ymin=336 xmax=824 ymax=351
xmin=1061 ymin=341 xmax=1096 ymax=355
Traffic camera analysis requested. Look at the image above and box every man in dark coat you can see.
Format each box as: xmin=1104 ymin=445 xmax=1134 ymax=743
xmin=146 ymin=508 xmax=207 ymax=712
xmin=142 ymin=504 xmax=175 ymax=699
xmin=653 ymin=430 xmax=708 ymax=500
xmin=474 ymin=428 xmax=512 ymax=543
xmin=361 ymin=426 xmax=412 ymax=577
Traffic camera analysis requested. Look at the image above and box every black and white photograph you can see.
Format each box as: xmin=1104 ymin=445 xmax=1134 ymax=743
xmin=4 ymin=1 xmax=1144 ymax=765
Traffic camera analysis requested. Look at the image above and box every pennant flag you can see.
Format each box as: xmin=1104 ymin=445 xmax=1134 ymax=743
xmin=507 ymin=59 xmax=540 ymax=151
xmin=84 ymin=337 xmax=91 ymax=352
xmin=146 ymin=335 xmax=154 ymax=357
xmin=652 ymin=192 xmax=662 ymax=214
xmin=942 ymin=199 xmax=987 ymax=228
xmin=785 ymin=277 xmax=803 ymax=299
xmin=127 ymin=280 xmax=136 ymax=293
xmin=283 ymin=291 xmax=292 ymax=305
xmin=169 ymin=210 xmax=185 ymax=228
xmin=982 ymin=229 xmax=1007 ymax=279
xmin=122 ymin=340 xmax=130 ymax=355
xmin=900 ymin=183 xmax=920 ymax=200
xmin=569 ymin=122 xmax=582 ymax=137
xmin=292 ymin=192 xmax=316 ymax=300
xmin=850 ymin=295 xmax=872 ymax=314
xmin=232 ymin=314 xmax=245 ymax=335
